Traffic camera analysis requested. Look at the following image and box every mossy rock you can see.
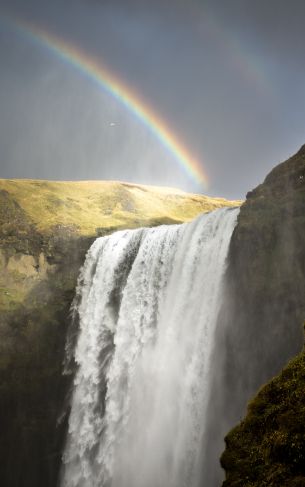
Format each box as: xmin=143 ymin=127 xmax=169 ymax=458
xmin=221 ymin=338 xmax=305 ymax=486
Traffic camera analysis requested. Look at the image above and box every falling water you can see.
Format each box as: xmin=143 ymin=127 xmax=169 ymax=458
xmin=61 ymin=207 xmax=239 ymax=487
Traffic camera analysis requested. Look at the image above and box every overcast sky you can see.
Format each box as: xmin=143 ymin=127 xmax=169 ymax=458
xmin=0 ymin=0 xmax=305 ymax=198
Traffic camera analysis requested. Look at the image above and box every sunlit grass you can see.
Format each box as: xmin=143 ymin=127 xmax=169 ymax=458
xmin=0 ymin=179 xmax=242 ymax=236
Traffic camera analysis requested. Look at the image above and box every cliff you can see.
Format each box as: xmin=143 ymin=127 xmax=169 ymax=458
xmin=218 ymin=146 xmax=305 ymax=484
xmin=2 ymin=144 xmax=305 ymax=487
xmin=0 ymin=179 xmax=239 ymax=487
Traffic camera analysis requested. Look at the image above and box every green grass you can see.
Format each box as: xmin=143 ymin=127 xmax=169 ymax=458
xmin=0 ymin=179 xmax=242 ymax=236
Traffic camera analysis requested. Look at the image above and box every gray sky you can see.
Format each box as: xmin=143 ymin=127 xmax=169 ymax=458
xmin=0 ymin=0 xmax=305 ymax=198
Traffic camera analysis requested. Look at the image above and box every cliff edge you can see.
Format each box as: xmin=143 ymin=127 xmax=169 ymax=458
xmin=0 ymin=179 xmax=238 ymax=487
xmin=219 ymin=146 xmax=305 ymax=485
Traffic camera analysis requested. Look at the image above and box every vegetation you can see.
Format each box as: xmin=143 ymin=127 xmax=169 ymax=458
xmin=0 ymin=179 xmax=240 ymax=235
xmin=221 ymin=334 xmax=305 ymax=486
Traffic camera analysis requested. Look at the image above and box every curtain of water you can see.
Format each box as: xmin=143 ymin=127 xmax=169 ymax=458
xmin=61 ymin=207 xmax=239 ymax=487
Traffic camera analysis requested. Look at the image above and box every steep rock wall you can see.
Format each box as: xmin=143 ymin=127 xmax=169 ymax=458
xmin=204 ymin=145 xmax=305 ymax=485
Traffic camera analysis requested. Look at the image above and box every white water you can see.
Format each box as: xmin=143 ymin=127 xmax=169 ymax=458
xmin=61 ymin=207 xmax=239 ymax=487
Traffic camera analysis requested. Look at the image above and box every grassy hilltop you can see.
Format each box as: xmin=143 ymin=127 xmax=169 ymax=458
xmin=0 ymin=179 xmax=240 ymax=235
xmin=0 ymin=178 xmax=240 ymax=312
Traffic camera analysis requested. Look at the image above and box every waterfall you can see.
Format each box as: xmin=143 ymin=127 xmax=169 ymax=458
xmin=61 ymin=207 xmax=239 ymax=487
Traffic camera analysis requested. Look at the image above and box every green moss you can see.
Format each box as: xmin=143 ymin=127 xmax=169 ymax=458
xmin=0 ymin=287 xmax=27 ymax=310
xmin=221 ymin=337 xmax=305 ymax=486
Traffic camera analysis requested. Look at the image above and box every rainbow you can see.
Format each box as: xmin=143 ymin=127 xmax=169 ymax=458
xmin=203 ymin=13 xmax=269 ymax=96
xmin=3 ymin=16 xmax=208 ymax=188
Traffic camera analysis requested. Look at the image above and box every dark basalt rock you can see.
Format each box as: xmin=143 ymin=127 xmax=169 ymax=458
xmin=215 ymin=146 xmax=305 ymax=485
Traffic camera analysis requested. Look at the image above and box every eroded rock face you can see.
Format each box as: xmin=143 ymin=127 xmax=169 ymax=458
xmin=216 ymin=146 xmax=305 ymax=485
xmin=5 ymin=252 xmax=56 ymax=277
xmin=225 ymin=144 xmax=305 ymax=384
xmin=0 ymin=229 xmax=91 ymax=487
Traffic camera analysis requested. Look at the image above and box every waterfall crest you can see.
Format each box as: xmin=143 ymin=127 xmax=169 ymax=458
xmin=61 ymin=207 xmax=239 ymax=487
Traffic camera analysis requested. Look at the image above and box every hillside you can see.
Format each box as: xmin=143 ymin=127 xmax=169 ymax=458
xmin=0 ymin=179 xmax=240 ymax=235
xmin=0 ymin=179 xmax=239 ymax=312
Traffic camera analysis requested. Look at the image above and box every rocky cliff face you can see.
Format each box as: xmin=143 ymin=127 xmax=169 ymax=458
xmin=0 ymin=180 xmax=238 ymax=487
xmin=225 ymin=144 xmax=305 ymax=394
xmin=217 ymin=146 xmax=305 ymax=485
